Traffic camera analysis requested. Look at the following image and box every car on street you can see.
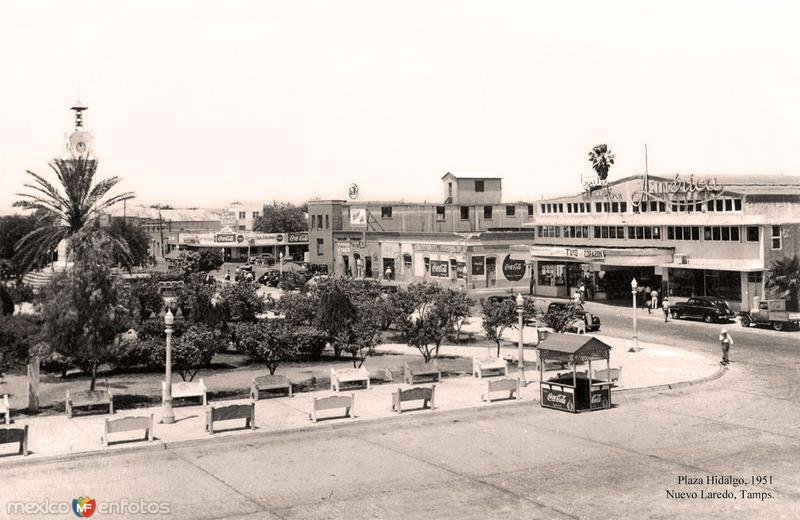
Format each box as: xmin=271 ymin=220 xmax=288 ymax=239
xmin=669 ymin=296 xmax=735 ymax=323
xmin=249 ymin=253 xmax=276 ymax=266
xmin=545 ymin=301 xmax=601 ymax=332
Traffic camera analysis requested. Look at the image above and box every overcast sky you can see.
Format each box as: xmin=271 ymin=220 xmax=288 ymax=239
xmin=1 ymin=0 xmax=798 ymax=214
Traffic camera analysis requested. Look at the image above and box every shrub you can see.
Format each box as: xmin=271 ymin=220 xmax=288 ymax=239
xmin=0 ymin=314 xmax=41 ymax=376
xmin=170 ymin=324 xmax=220 ymax=381
xmin=292 ymin=325 xmax=329 ymax=360
xmin=109 ymin=335 xmax=163 ymax=370
xmin=276 ymin=291 xmax=318 ymax=326
xmin=221 ymin=281 xmax=263 ymax=322
xmin=233 ymin=321 xmax=296 ymax=375
xmin=543 ymin=305 xmax=578 ymax=333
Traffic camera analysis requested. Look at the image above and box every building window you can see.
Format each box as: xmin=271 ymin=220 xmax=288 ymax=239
xmin=316 ymin=238 xmax=324 ymax=256
xmin=703 ymin=226 xmax=740 ymax=242
xmin=593 ymin=226 xmax=625 ymax=239
xmin=771 ymin=225 xmax=781 ymax=249
xmin=563 ymin=226 xmax=589 ymax=238
xmin=527 ymin=204 xmax=534 ymax=216
xmin=436 ymin=206 xmax=446 ymax=221
xmin=746 ymin=226 xmax=759 ymax=242
xmin=747 ymin=272 xmax=763 ymax=283
xmin=538 ymin=262 xmax=565 ymax=286
xmin=381 ymin=206 xmax=392 ymax=219
xmin=403 ymin=254 xmax=412 ymax=273
xmin=558 ymin=203 xmax=564 ymax=213
xmin=475 ymin=180 xmax=484 ymax=192
xmin=423 ymin=256 xmax=431 ymax=273
xmin=484 ymin=206 xmax=493 ymax=219
xmin=667 ymin=226 xmax=701 ymax=241
xmin=627 ymin=226 xmax=660 ymax=240
xmin=310 ymin=215 xmax=315 ymax=229
xmin=317 ymin=215 xmax=323 ymax=229
xmin=537 ymin=226 xmax=561 ymax=238
xmin=238 ymin=211 xmax=246 ymax=219
xmin=325 ymin=215 xmax=329 ymax=229
xmin=506 ymin=205 xmax=515 ymax=217
xmin=460 ymin=206 xmax=470 ymax=220
xmin=540 ymin=204 xmax=547 ymax=214
xmin=238 ymin=225 xmax=246 ymax=231
xmin=252 ymin=211 xmax=259 ymax=219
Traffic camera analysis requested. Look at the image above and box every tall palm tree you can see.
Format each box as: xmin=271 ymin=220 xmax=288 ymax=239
xmin=588 ymin=144 xmax=616 ymax=181
xmin=13 ymin=156 xmax=134 ymax=270
xmin=765 ymin=254 xmax=800 ymax=311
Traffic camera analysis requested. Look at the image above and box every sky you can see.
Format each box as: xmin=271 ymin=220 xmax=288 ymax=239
xmin=1 ymin=0 xmax=799 ymax=214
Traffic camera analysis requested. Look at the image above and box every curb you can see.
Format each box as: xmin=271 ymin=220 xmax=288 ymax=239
xmin=615 ymin=363 xmax=727 ymax=395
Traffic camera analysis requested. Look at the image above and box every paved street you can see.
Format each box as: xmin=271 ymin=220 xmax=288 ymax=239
xmin=1 ymin=312 xmax=798 ymax=520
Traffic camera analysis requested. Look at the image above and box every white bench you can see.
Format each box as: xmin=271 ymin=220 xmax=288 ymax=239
xmin=66 ymin=388 xmax=114 ymax=418
xmin=206 ymin=403 xmax=255 ymax=434
xmin=163 ymin=379 xmax=208 ymax=406
xmin=330 ymin=367 xmax=370 ymax=392
xmin=404 ymin=362 xmax=441 ymax=384
xmin=392 ymin=386 xmax=436 ymax=413
xmin=0 ymin=425 xmax=28 ymax=456
xmin=310 ymin=394 xmax=355 ymax=422
xmin=593 ymin=366 xmax=622 ymax=386
xmin=482 ymin=378 xmax=521 ymax=402
xmin=102 ymin=414 xmax=154 ymax=447
xmin=472 ymin=357 xmax=508 ymax=378
xmin=0 ymin=395 xmax=9 ymax=425
xmin=250 ymin=375 xmax=293 ymax=400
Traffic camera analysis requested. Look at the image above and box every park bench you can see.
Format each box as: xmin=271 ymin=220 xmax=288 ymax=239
xmin=330 ymin=367 xmax=370 ymax=392
xmin=593 ymin=366 xmax=622 ymax=386
xmin=310 ymin=394 xmax=355 ymax=422
xmin=392 ymin=385 xmax=436 ymax=413
xmin=0 ymin=425 xmax=28 ymax=456
xmin=472 ymin=357 xmax=508 ymax=378
xmin=1 ymin=395 xmax=9 ymax=424
xmin=66 ymin=388 xmax=114 ymax=418
xmin=205 ymin=403 xmax=255 ymax=434
xmin=481 ymin=378 xmax=521 ymax=402
xmin=404 ymin=362 xmax=441 ymax=384
xmin=163 ymin=379 xmax=207 ymax=406
xmin=250 ymin=375 xmax=293 ymax=400
xmin=102 ymin=414 xmax=154 ymax=447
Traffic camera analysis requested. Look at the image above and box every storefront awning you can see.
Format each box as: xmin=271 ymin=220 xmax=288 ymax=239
xmin=515 ymin=245 xmax=673 ymax=266
xmin=660 ymin=259 xmax=764 ymax=272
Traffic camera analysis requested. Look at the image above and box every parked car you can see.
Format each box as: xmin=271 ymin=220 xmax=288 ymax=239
xmin=546 ymin=302 xmax=601 ymax=332
xmin=738 ymin=299 xmax=800 ymax=331
xmin=249 ymin=253 xmax=276 ymax=266
xmin=669 ymin=297 xmax=735 ymax=323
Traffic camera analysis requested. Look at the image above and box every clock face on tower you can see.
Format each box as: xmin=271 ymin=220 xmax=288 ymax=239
xmin=75 ymin=142 xmax=87 ymax=153
xmin=68 ymin=130 xmax=93 ymax=156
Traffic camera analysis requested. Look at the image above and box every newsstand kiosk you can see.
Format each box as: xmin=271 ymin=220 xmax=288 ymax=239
xmin=538 ymin=335 xmax=613 ymax=413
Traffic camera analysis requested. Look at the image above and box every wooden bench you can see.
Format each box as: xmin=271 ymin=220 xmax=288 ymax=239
xmin=482 ymin=378 xmax=521 ymax=402
xmin=102 ymin=414 xmax=154 ymax=447
xmin=250 ymin=375 xmax=293 ymax=400
xmin=392 ymin=385 xmax=436 ymax=413
xmin=66 ymin=388 xmax=114 ymax=418
xmin=310 ymin=394 xmax=355 ymax=422
xmin=206 ymin=403 xmax=255 ymax=434
xmin=163 ymin=379 xmax=207 ymax=406
xmin=0 ymin=395 xmax=9 ymax=425
xmin=472 ymin=357 xmax=508 ymax=378
xmin=330 ymin=367 xmax=370 ymax=392
xmin=593 ymin=366 xmax=622 ymax=386
xmin=0 ymin=425 xmax=28 ymax=456
xmin=404 ymin=362 xmax=441 ymax=384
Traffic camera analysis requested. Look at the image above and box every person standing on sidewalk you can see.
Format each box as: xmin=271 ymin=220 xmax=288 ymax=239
xmin=719 ymin=329 xmax=733 ymax=365
xmin=650 ymin=288 xmax=659 ymax=314
xmin=644 ymin=286 xmax=652 ymax=313
xmin=661 ymin=297 xmax=671 ymax=322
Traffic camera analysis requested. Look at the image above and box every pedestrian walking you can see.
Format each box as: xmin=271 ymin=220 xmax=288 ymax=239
xmin=578 ymin=282 xmax=586 ymax=303
xmin=644 ymin=286 xmax=652 ymax=313
xmin=719 ymin=328 xmax=733 ymax=365
xmin=661 ymin=297 xmax=670 ymax=322
xmin=224 ymin=269 xmax=231 ymax=281
xmin=650 ymin=288 xmax=659 ymax=314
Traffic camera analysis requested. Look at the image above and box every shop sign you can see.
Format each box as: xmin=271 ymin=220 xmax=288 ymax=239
xmin=288 ymin=232 xmax=309 ymax=243
xmin=542 ymin=386 xmax=574 ymax=412
xmin=350 ymin=208 xmax=367 ymax=226
xmin=337 ymin=243 xmax=352 ymax=254
xmin=456 ymin=262 xmax=466 ymax=279
xmin=215 ymin=233 xmax=236 ymax=243
xmin=565 ymin=248 xmax=605 ymax=260
xmin=502 ymin=254 xmax=526 ymax=281
xmin=471 ymin=256 xmax=485 ymax=275
xmin=276 ymin=234 xmax=284 ymax=242
xmin=632 ymin=173 xmax=724 ymax=209
xmin=430 ymin=260 xmax=449 ymax=278
xmin=415 ymin=243 xmax=466 ymax=254
xmin=236 ymin=234 xmax=245 ymax=243
xmin=220 ymin=210 xmax=237 ymax=227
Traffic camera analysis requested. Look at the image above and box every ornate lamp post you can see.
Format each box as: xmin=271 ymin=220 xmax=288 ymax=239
xmin=279 ymin=252 xmax=284 ymax=276
xmin=161 ymin=308 xmax=176 ymax=424
xmin=629 ymin=278 xmax=641 ymax=352
xmin=516 ymin=293 xmax=526 ymax=386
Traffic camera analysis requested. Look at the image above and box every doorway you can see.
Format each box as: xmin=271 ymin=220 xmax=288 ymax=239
xmin=486 ymin=257 xmax=496 ymax=288
xmin=365 ymin=256 xmax=373 ymax=278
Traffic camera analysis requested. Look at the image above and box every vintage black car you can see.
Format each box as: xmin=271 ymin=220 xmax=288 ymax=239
xmin=669 ymin=297 xmax=735 ymax=323
xmin=546 ymin=302 xmax=601 ymax=332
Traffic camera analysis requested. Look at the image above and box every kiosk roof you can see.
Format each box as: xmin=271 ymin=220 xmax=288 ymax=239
xmin=538 ymin=334 xmax=611 ymax=362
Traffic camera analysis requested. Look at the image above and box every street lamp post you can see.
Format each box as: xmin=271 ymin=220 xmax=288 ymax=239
xmin=279 ymin=252 xmax=284 ymax=276
xmin=629 ymin=278 xmax=641 ymax=352
xmin=516 ymin=293 xmax=526 ymax=386
xmin=161 ymin=308 xmax=176 ymax=424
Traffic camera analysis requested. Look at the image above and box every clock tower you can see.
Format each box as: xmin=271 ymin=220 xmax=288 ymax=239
xmin=65 ymin=101 xmax=94 ymax=159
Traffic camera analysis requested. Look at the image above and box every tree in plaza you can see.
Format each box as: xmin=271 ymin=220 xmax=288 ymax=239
xmin=108 ymin=219 xmax=150 ymax=268
xmin=314 ymin=280 xmax=357 ymax=359
xmin=397 ymin=283 xmax=467 ymax=362
xmin=335 ymin=316 xmax=381 ymax=368
xmin=0 ymin=314 xmax=42 ymax=378
xmin=766 ymin=254 xmax=800 ymax=312
xmin=169 ymin=324 xmax=220 ymax=381
xmin=127 ymin=275 xmax=166 ymax=322
xmin=234 ymin=321 xmax=296 ymax=375
xmin=481 ymin=298 xmax=518 ymax=358
xmin=221 ymin=280 xmax=264 ymax=322
xmin=13 ymin=156 xmax=134 ymax=271
xmin=0 ymin=214 xmax=39 ymax=276
xmin=253 ymin=202 xmax=307 ymax=233
xmin=543 ymin=304 xmax=579 ymax=334
xmin=444 ymin=290 xmax=474 ymax=344
xmin=39 ymin=229 xmax=130 ymax=390
xmin=178 ymin=273 xmax=228 ymax=326
xmin=588 ymin=144 xmax=615 ymax=181
xmin=276 ymin=291 xmax=319 ymax=326
xmin=173 ymin=249 xmax=223 ymax=274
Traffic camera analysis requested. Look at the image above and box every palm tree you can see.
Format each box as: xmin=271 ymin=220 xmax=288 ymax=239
xmin=588 ymin=144 xmax=616 ymax=181
xmin=765 ymin=254 xmax=800 ymax=311
xmin=13 ymin=156 xmax=134 ymax=270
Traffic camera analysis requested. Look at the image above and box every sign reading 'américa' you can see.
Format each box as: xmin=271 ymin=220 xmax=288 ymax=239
xmin=631 ymin=173 xmax=724 ymax=209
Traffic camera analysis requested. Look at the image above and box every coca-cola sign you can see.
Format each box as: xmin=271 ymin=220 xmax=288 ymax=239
xmin=430 ymin=260 xmax=449 ymax=278
xmin=502 ymin=254 xmax=526 ymax=282
xmin=590 ymin=387 xmax=610 ymax=409
xmin=542 ymin=386 xmax=574 ymax=412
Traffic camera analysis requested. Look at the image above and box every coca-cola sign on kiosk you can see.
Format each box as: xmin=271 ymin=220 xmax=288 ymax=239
xmin=430 ymin=260 xmax=449 ymax=278
xmin=502 ymin=254 xmax=526 ymax=282
xmin=542 ymin=386 xmax=574 ymax=412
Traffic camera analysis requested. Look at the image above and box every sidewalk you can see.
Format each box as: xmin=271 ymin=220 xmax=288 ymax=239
xmin=0 ymin=333 xmax=722 ymax=464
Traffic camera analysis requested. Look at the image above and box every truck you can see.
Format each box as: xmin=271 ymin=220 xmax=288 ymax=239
xmin=738 ymin=298 xmax=800 ymax=331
